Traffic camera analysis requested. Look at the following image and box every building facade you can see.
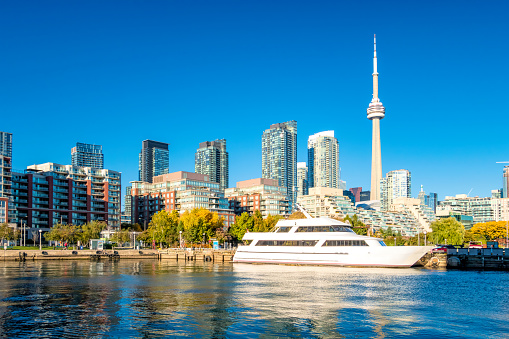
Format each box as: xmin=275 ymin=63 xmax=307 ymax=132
xmin=195 ymin=139 xmax=229 ymax=191
xmin=360 ymin=191 xmax=371 ymax=202
xmin=297 ymin=187 xmax=431 ymax=236
xmin=225 ymin=178 xmax=290 ymax=217
xmin=436 ymin=194 xmax=495 ymax=226
xmin=504 ymin=166 xmax=509 ymax=198
xmin=380 ymin=169 xmax=411 ymax=211
xmin=0 ymin=132 xmax=13 ymax=224
xmin=296 ymin=162 xmax=308 ymax=197
xmin=261 ymin=121 xmax=297 ymax=208
xmin=12 ymin=163 xmax=121 ymax=231
xmin=307 ymin=131 xmax=340 ymax=190
xmin=71 ymin=142 xmax=104 ymax=169
xmin=124 ymin=186 xmax=132 ymax=224
xmin=349 ymin=187 xmax=362 ymax=203
xmin=139 ymin=140 xmax=169 ymax=183
xmin=130 ymin=171 xmax=235 ymax=228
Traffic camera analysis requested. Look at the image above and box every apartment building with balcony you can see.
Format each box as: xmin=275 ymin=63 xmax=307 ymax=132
xmin=225 ymin=178 xmax=291 ymax=217
xmin=130 ymin=171 xmax=235 ymax=228
xmin=11 ymin=163 xmax=121 ymax=230
xmin=297 ymin=187 xmax=430 ymax=236
xmin=0 ymin=132 xmax=13 ymax=224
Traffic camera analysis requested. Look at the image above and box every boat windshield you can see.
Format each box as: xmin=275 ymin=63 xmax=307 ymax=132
xmin=379 ymin=241 xmax=386 ymax=246
xmin=296 ymin=225 xmax=353 ymax=233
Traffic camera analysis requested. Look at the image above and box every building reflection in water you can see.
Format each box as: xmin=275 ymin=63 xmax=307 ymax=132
xmin=0 ymin=260 xmax=506 ymax=338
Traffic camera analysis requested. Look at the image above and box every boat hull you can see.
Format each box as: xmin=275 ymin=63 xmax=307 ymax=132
xmin=233 ymin=246 xmax=433 ymax=268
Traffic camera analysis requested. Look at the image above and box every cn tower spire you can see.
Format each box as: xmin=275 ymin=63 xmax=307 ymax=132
xmin=373 ymin=34 xmax=379 ymax=100
xmin=367 ymin=34 xmax=385 ymax=202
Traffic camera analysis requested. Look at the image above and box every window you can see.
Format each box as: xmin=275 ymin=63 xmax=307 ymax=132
xmin=255 ymin=240 xmax=318 ymax=246
xmin=323 ymin=240 xmax=368 ymax=247
xmin=296 ymin=226 xmax=353 ymax=233
xmin=276 ymin=226 xmax=292 ymax=233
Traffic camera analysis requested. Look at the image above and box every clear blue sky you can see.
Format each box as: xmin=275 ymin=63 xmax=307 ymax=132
xmin=1 ymin=1 xmax=508 ymax=209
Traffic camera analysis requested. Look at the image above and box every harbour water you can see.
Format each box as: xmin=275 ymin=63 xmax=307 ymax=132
xmin=0 ymin=260 xmax=508 ymax=338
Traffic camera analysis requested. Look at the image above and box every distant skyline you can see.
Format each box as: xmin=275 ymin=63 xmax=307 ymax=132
xmin=1 ymin=1 xmax=508 ymax=206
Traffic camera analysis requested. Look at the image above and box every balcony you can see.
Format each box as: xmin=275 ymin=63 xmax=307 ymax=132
xmin=34 ymin=186 xmax=49 ymax=191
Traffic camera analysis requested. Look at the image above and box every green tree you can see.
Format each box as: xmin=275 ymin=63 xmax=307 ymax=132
xmin=430 ymin=217 xmax=465 ymax=245
xmin=180 ymin=208 xmax=224 ymax=245
xmin=111 ymin=229 xmax=131 ymax=246
xmin=147 ymin=210 xmax=178 ymax=247
xmin=229 ymin=212 xmax=254 ymax=241
xmin=80 ymin=221 xmax=107 ymax=247
xmin=253 ymin=210 xmax=267 ymax=232
xmin=265 ymin=214 xmax=283 ymax=231
xmin=288 ymin=211 xmax=306 ymax=220
xmin=344 ymin=214 xmax=368 ymax=235
xmin=44 ymin=223 xmax=80 ymax=245
xmin=0 ymin=223 xmax=15 ymax=245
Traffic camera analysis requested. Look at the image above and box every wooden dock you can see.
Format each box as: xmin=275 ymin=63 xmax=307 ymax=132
xmin=1 ymin=248 xmax=235 ymax=262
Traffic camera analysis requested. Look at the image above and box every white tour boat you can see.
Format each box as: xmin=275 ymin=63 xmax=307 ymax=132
xmin=233 ymin=217 xmax=433 ymax=267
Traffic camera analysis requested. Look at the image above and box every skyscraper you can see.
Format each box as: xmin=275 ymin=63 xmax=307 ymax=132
xmin=71 ymin=142 xmax=104 ymax=169
xmin=367 ymin=35 xmax=385 ymax=201
xmin=297 ymin=162 xmax=308 ymax=197
xmin=504 ymin=166 xmax=509 ymax=198
xmin=307 ymin=131 xmax=340 ymax=189
xmin=195 ymin=139 xmax=229 ymax=190
xmin=380 ymin=169 xmax=411 ymax=211
xmin=262 ymin=121 xmax=297 ymax=207
xmin=0 ymin=132 xmax=12 ymax=223
xmin=139 ymin=140 xmax=169 ymax=183
xmin=428 ymin=192 xmax=438 ymax=213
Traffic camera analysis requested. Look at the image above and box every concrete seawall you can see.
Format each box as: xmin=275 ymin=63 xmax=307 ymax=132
xmin=424 ymin=248 xmax=509 ymax=269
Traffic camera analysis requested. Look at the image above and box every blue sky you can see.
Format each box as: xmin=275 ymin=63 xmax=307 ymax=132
xmin=1 ymin=1 xmax=508 ymax=208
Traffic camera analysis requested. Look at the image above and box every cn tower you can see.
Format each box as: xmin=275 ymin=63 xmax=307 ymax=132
xmin=367 ymin=34 xmax=385 ymax=201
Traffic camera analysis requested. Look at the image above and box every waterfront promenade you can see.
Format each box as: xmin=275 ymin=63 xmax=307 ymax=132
xmin=1 ymin=248 xmax=236 ymax=262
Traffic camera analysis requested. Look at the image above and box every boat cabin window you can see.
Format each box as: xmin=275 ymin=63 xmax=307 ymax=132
xmin=323 ymin=240 xmax=368 ymax=246
xmin=243 ymin=240 xmax=253 ymax=246
xmin=379 ymin=241 xmax=386 ymax=246
xmin=255 ymin=240 xmax=318 ymax=246
xmin=296 ymin=226 xmax=353 ymax=233
xmin=276 ymin=226 xmax=292 ymax=233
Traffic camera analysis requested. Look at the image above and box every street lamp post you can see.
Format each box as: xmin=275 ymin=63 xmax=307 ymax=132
xmin=202 ymin=233 xmax=206 ymax=246
xmin=39 ymin=230 xmax=42 ymax=250
xmin=179 ymin=230 xmax=182 ymax=249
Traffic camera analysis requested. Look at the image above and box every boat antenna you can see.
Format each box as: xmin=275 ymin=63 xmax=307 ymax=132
xmin=295 ymin=203 xmax=313 ymax=219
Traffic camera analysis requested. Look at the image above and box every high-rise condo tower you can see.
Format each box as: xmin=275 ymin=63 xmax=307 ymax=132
xmin=262 ymin=121 xmax=297 ymax=208
xmin=139 ymin=140 xmax=170 ymax=183
xmin=195 ymin=139 xmax=229 ymax=191
xmin=367 ymin=35 xmax=385 ymax=201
